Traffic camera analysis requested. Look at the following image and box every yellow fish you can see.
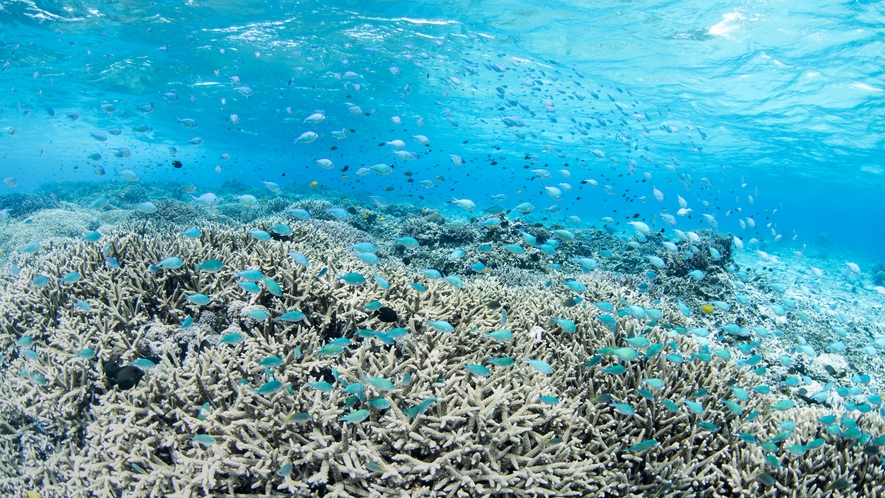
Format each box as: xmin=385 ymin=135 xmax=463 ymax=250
xmin=25 ymin=491 xmax=40 ymax=498
xmin=309 ymin=181 xmax=319 ymax=187
xmin=516 ymin=189 xmax=522 ymax=194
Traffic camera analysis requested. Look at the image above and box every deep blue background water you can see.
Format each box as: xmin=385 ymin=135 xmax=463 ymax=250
xmin=0 ymin=0 xmax=883 ymax=260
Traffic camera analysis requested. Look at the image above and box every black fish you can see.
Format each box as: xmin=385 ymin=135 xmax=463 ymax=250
xmin=172 ymin=160 xmax=183 ymax=168
xmin=103 ymin=360 xmax=144 ymax=390
xmin=377 ymin=307 xmax=398 ymax=323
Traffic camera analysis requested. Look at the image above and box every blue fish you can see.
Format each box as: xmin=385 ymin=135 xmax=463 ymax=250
xmin=427 ymin=320 xmax=454 ymax=333
xmin=236 ymin=269 xmax=264 ymax=282
xmin=327 ymin=208 xmax=350 ymax=219
xmin=60 ymin=271 xmax=81 ymax=285
xmin=157 ymin=257 xmax=184 ymax=269
xmin=339 ymin=272 xmax=366 ymax=285
xmin=444 ymin=275 xmax=464 ymax=288
xmin=564 ymin=279 xmax=586 ymax=293
xmin=395 ymin=236 xmax=419 ymax=247
xmin=373 ymin=274 xmax=390 ymax=289
xmin=248 ymin=230 xmax=271 ymax=241
xmin=82 ymin=231 xmax=102 ymax=243
xmin=197 ymin=259 xmax=224 ymax=272
xmin=351 ymin=242 xmax=377 ymax=252
xmin=288 ymin=252 xmax=309 ymax=267
xmin=355 ymin=252 xmax=379 ymax=265
xmin=524 ymin=359 xmax=553 ymax=374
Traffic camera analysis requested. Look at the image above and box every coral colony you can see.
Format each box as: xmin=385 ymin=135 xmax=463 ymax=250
xmin=0 ymin=193 xmax=882 ymax=496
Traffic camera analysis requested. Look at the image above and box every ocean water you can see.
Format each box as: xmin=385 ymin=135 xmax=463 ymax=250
xmin=1 ymin=1 xmax=885 ymax=496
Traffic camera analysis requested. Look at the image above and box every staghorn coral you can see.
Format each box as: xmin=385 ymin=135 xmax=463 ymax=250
xmin=0 ymin=192 xmax=57 ymax=219
xmin=0 ymin=221 xmax=883 ymax=498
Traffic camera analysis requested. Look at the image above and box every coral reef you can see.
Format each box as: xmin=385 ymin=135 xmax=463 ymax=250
xmin=0 ymin=192 xmax=57 ymax=219
xmin=0 ymin=218 xmax=882 ymax=497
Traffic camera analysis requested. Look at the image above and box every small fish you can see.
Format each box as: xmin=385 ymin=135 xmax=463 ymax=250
xmin=444 ymin=275 xmax=464 ymax=288
xmin=22 ymin=241 xmax=40 ymax=253
xmin=327 ymin=208 xmax=349 ymax=219
xmin=339 ymin=409 xmax=370 ymax=424
xmin=186 ymin=294 xmax=210 ymax=306
xmin=263 ymin=278 xmax=283 ymax=297
xmin=236 ymin=269 xmax=264 ymax=282
xmin=684 ymin=399 xmax=705 ymax=414
xmin=602 ymin=365 xmax=628 ymax=375
xmin=550 ymin=318 xmax=576 ymax=333
xmin=278 ymin=310 xmax=305 ymax=322
xmin=296 ymin=131 xmax=318 ymax=143
xmin=697 ymin=422 xmax=719 ymax=432
xmin=255 ymin=379 xmax=284 ymax=395
xmin=623 ymin=439 xmax=657 ymax=452
xmin=286 ymin=412 xmax=311 ymax=424
xmin=464 ymin=364 xmax=492 ymax=377
xmin=157 ymin=257 xmax=184 ymax=269
xmin=771 ymin=399 xmax=795 ymax=411
xmin=246 ymin=309 xmax=270 ymax=321
xmin=524 ymin=359 xmax=553 ymax=374
xmin=365 ymin=376 xmax=396 ymax=391
xmin=487 ymin=357 xmax=515 ymax=367
xmin=177 ymin=117 xmax=198 ymax=128
xmin=82 ymin=231 xmax=102 ymax=243
xmin=307 ymin=381 xmax=334 ymax=392
xmin=192 ymin=434 xmax=217 ymax=446
xmin=427 ymin=320 xmax=454 ymax=333
xmin=181 ymin=227 xmax=202 ymax=238
xmin=222 ymin=281 xmax=256 ymax=299
xmin=288 ymin=251 xmax=309 ymax=267
xmin=248 ymin=230 xmax=271 ymax=241
xmin=611 ymin=403 xmax=635 ymax=415
xmin=60 ymin=271 xmax=81 ymax=285
xmin=470 ymin=262 xmax=487 ymax=273
xmin=317 ymin=344 xmax=344 ymax=356
xmin=339 ymin=272 xmax=366 ymax=286
xmin=262 ymin=181 xmax=282 ymax=194
xmin=219 ymin=333 xmax=243 ymax=345
xmin=394 ymin=236 xmax=419 ymax=247
xmin=130 ymin=358 xmax=156 ymax=369
xmin=487 ymin=329 xmax=513 ymax=342
xmin=258 ymin=356 xmax=284 ymax=368
xmin=196 ymin=260 xmax=224 ymax=272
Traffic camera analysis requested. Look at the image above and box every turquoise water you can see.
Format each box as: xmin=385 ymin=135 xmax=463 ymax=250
xmin=2 ymin=1 xmax=885 ymax=496
xmin=1 ymin=0 xmax=883 ymax=254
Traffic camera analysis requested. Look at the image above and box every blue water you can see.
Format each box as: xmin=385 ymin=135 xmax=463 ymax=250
xmin=2 ymin=1 xmax=885 ymax=496
xmin=1 ymin=0 xmax=883 ymax=256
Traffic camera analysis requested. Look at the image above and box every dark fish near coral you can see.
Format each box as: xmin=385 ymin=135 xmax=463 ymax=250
xmin=562 ymin=297 xmax=581 ymax=307
xmin=485 ymin=300 xmax=501 ymax=310
xmin=103 ymin=360 xmax=144 ymax=390
xmin=377 ymin=307 xmax=398 ymax=322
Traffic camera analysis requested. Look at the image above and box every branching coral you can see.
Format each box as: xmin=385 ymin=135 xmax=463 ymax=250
xmin=0 ymin=221 xmax=882 ymax=497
